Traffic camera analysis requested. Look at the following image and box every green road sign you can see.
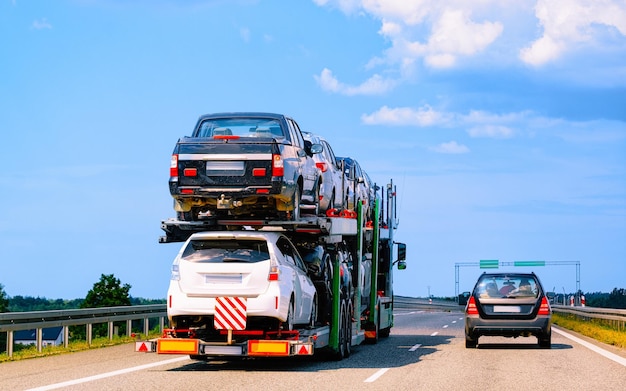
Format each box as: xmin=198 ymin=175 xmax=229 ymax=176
xmin=514 ymin=260 xmax=545 ymax=267
xmin=480 ymin=260 xmax=499 ymax=269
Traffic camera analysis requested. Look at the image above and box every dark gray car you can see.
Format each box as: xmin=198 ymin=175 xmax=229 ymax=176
xmin=464 ymin=272 xmax=552 ymax=348
xmin=169 ymin=112 xmax=322 ymax=221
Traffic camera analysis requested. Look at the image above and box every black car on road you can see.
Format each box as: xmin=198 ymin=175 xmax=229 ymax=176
xmin=464 ymin=272 xmax=552 ymax=348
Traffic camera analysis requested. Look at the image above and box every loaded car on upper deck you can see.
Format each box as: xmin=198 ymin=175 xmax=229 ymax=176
xmin=302 ymin=132 xmax=347 ymax=214
xmin=336 ymin=156 xmax=376 ymax=222
xmin=169 ymin=112 xmax=323 ymax=221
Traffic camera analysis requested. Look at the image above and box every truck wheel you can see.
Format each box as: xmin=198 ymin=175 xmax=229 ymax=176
xmin=332 ymin=300 xmax=347 ymax=360
xmin=343 ymin=300 xmax=352 ymax=358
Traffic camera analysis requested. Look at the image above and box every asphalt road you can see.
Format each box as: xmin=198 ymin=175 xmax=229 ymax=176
xmin=2 ymin=308 xmax=625 ymax=391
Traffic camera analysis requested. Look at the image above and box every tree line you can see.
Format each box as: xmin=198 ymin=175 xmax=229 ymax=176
xmin=0 ymin=274 xmax=164 ymax=313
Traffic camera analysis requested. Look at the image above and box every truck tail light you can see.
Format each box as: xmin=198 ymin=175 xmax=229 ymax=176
xmin=466 ymin=296 xmax=479 ymax=315
xmin=315 ymin=162 xmax=327 ymax=172
xmin=272 ymin=154 xmax=284 ymax=177
xmin=170 ymin=154 xmax=179 ymax=177
xmin=538 ymin=296 xmax=551 ymax=315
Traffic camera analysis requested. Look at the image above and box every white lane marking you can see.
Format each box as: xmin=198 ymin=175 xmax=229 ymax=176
xmin=431 ymin=331 xmax=439 ymax=336
xmin=364 ymin=368 xmax=390 ymax=383
xmin=443 ymin=325 xmax=449 ymax=328
xmin=451 ymin=320 xmax=457 ymax=324
xmin=25 ymin=356 xmax=189 ymax=391
xmin=409 ymin=343 xmax=422 ymax=352
xmin=553 ymin=326 xmax=626 ymax=367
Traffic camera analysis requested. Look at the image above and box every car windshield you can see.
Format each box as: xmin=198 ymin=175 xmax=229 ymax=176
xmin=195 ymin=118 xmax=285 ymax=139
xmin=474 ymin=275 xmax=540 ymax=298
xmin=182 ymin=239 xmax=270 ymax=263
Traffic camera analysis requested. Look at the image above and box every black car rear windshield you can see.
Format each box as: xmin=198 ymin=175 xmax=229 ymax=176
xmin=182 ymin=239 xmax=270 ymax=263
xmin=474 ymin=275 xmax=540 ymax=298
xmin=195 ymin=118 xmax=285 ymax=139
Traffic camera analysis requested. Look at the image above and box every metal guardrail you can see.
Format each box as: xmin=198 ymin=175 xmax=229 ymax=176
xmin=0 ymin=304 xmax=167 ymax=358
xmin=552 ymin=304 xmax=626 ymax=330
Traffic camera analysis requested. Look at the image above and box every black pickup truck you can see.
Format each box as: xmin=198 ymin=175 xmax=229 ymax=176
xmin=169 ymin=112 xmax=322 ymax=221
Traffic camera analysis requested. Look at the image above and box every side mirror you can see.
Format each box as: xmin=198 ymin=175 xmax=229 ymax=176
xmin=310 ymin=143 xmax=323 ymax=154
xmin=397 ymin=242 xmax=406 ymax=261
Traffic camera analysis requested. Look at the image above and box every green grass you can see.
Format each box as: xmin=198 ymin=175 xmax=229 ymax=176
xmin=0 ymin=332 xmax=161 ymax=363
xmin=552 ymin=312 xmax=626 ymax=349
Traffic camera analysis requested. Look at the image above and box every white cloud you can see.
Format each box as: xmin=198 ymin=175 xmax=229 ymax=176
xmin=430 ymin=141 xmax=470 ymax=154
xmin=315 ymin=0 xmax=626 ymax=93
xmin=520 ymin=0 xmax=626 ymax=66
xmin=467 ymin=125 xmax=515 ymax=139
xmin=423 ymin=8 xmax=503 ymax=68
xmin=361 ymin=105 xmax=450 ymax=126
xmin=32 ymin=18 xmax=52 ymax=30
xmin=314 ymin=68 xmax=396 ymax=95
xmin=360 ymin=105 xmax=530 ymax=133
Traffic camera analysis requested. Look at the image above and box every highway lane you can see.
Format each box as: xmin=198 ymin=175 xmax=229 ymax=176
xmin=1 ymin=309 xmax=625 ymax=391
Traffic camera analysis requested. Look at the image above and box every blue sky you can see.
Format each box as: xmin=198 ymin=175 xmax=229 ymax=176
xmin=1 ymin=0 xmax=625 ymax=300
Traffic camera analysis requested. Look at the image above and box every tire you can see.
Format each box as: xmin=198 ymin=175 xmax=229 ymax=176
xmin=329 ymin=189 xmax=336 ymax=210
xmin=283 ymin=299 xmax=295 ymax=331
xmin=291 ymin=187 xmax=301 ymax=221
xmin=343 ymin=300 xmax=352 ymax=358
xmin=309 ymin=296 xmax=318 ymax=329
xmin=538 ymin=332 xmax=551 ymax=349
xmin=332 ymin=300 xmax=347 ymax=361
xmin=465 ymin=333 xmax=477 ymax=348
xmin=312 ymin=184 xmax=320 ymax=216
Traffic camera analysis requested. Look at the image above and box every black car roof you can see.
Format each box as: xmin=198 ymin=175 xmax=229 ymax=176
xmin=197 ymin=112 xmax=289 ymax=120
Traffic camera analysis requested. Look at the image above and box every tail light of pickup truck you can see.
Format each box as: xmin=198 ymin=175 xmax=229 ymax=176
xmin=272 ymin=154 xmax=284 ymax=177
xmin=170 ymin=154 xmax=178 ymax=177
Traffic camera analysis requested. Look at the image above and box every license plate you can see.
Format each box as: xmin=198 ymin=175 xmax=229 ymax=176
xmin=205 ymin=274 xmax=242 ymax=284
xmin=206 ymin=161 xmax=245 ymax=176
xmin=493 ymin=305 xmax=521 ymax=313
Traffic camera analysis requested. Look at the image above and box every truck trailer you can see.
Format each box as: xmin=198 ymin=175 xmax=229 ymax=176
xmin=137 ymin=180 xmax=405 ymax=360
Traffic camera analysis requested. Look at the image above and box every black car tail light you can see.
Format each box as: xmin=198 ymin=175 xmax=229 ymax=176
xmin=272 ymin=154 xmax=284 ymax=177
xmin=170 ymin=154 xmax=179 ymax=177
xmin=538 ymin=296 xmax=551 ymax=315
xmin=466 ymin=296 xmax=479 ymax=315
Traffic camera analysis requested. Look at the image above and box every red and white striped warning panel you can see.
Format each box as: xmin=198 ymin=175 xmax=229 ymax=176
xmin=214 ymin=297 xmax=247 ymax=330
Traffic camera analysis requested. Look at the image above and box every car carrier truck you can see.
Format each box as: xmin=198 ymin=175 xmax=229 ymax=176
xmin=137 ymin=180 xmax=406 ymax=360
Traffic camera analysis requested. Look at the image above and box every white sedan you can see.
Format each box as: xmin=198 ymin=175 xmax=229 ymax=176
xmin=167 ymin=231 xmax=317 ymax=331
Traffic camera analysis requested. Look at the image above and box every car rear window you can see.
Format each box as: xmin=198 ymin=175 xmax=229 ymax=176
xmin=474 ymin=275 xmax=540 ymax=298
xmin=195 ymin=118 xmax=285 ymax=139
xmin=182 ymin=239 xmax=270 ymax=263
